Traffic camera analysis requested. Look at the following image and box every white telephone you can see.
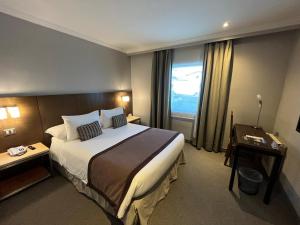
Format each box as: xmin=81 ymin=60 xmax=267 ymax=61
xmin=7 ymin=146 xmax=27 ymax=156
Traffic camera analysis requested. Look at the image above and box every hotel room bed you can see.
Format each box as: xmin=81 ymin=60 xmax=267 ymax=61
xmin=50 ymin=123 xmax=185 ymax=225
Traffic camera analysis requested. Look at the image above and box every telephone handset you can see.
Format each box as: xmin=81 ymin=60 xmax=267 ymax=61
xmin=7 ymin=146 xmax=27 ymax=156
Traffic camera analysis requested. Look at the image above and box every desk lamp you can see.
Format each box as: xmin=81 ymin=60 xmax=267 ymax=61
xmin=255 ymin=94 xmax=262 ymax=128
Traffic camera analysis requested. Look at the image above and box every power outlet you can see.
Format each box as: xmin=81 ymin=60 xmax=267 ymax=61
xmin=4 ymin=128 xmax=16 ymax=136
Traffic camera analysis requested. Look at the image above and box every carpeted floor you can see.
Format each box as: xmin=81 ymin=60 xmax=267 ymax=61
xmin=0 ymin=144 xmax=299 ymax=225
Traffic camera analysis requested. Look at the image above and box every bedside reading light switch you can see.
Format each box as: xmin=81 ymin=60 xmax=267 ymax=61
xmin=4 ymin=128 xmax=16 ymax=136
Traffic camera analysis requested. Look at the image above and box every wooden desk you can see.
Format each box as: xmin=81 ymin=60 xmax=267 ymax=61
xmin=229 ymin=124 xmax=286 ymax=204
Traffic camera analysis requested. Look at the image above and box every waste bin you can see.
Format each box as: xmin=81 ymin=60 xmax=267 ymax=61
xmin=238 ymin=167 xmax=263 ymax=195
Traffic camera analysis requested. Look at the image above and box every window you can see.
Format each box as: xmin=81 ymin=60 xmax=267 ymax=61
xmin=171 ymin=64 xmax=203 ymax=118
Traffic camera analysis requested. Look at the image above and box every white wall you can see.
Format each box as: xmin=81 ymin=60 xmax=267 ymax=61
xmin=0 ymin=12 xmax=131 ymax=96
xmin=223 ymin=31 xmax=296 ymax=147
xmin=171 ymin=117 xmax=194 ymax=140
xmin=273 ymin=31 xmax=300 ymax=216
xmin=173 ymin=45 xmax=204 ymax=66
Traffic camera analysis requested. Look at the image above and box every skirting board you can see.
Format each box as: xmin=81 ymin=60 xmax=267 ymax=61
xmin=279 ymin=173 xmax=300 ymax=220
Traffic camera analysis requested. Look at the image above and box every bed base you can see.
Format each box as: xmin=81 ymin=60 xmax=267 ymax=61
xmin=52 ymin=151 xmax=185 ymax=225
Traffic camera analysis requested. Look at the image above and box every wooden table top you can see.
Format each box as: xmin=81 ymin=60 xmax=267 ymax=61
xmin=0 ymin=142 xmax=49 ymax=169
xmin=233 ymin=124 xmax=286 ymax=156
xmin=127 ymin=115 xmax=141 ymax=123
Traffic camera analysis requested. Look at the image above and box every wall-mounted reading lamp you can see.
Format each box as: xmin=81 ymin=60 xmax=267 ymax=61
xmin=7 ymin=106 xmax=21 ymax=118
xmin=0 ymin=107 xmax=8 ymax=120
xmin=0 ymin=106 xmax=21 ymax=136
xmin=121 ymin=95 xmax=130 ymax=103
xmin=121 ymin=96 xmax=130 ymax=115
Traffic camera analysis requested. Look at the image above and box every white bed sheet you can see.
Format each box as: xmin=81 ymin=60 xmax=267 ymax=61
xmin=50 ymin=123 xmax=184 ymax=218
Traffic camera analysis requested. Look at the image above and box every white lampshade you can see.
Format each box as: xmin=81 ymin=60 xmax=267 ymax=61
xmin=0 ymin=107 xmax=7 ymax=120
xmin=121 ymin=96 xmax=130 ymax=102
xmin=7 ymin=106 xmax=21 ymax=118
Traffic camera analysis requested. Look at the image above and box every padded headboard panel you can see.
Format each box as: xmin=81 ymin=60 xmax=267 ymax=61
xmin=0 ymin=91 xmax=132 ymax=151
xmin=0 ymin=96 xmax=44 ymax=151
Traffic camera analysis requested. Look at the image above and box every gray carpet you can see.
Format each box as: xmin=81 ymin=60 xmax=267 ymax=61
xmin=0 ymin=144 xmax=299 ymax=225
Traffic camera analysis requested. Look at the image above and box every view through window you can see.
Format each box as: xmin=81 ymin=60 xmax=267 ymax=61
xmin=171 ymin=64 xmax=202 ymax=118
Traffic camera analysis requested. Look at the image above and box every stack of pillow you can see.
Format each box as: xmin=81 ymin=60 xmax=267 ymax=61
xmin=46 ymin=107 xmax=128 ymax=142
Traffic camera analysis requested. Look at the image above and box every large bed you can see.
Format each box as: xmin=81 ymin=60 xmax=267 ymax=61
xmin=0 ymin=92 xmax=185 ymax=224
xmin=50 ymin=123 xmax=185 ymax=225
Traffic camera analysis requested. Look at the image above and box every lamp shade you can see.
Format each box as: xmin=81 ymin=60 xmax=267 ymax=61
xmin=121 ymin=96 xmax=130 ymax=102
xmin=7 ymin=106 xmax=21 ymax=118
xmin=0 ymin=107 xmax=7 ymax=120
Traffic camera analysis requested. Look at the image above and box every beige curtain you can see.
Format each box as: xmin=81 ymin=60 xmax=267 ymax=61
xmin=150 ymin=49 xmax=173 ymax=129
xmin=193 ymin=40 xmax=233 ymax=152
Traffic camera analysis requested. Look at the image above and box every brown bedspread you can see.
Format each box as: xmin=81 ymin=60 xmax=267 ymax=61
xmin=88 ymin=128 xmax=180 ymax=214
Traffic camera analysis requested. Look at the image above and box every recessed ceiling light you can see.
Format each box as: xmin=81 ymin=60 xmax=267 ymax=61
xmin=223 ymin=22 xmax=229 ymax=28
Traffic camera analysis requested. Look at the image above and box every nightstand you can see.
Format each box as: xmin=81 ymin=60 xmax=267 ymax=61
xmin=127 ymin=115 xmax=141 ymax=124
xmin=0 ymin=142 xmax=53 ymax=201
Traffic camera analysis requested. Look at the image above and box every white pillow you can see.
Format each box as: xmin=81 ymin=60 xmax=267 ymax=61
xmin=100 ymin=107 xmax=124 ymax=128
xmin=62 ymin=110 xmax=100 ymax=141
xmin=45 ymin=124 xmax=67 ymax=141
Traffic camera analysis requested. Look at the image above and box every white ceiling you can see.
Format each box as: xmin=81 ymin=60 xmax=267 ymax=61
xmin=0 ymin=0 xmax=300 ymax=55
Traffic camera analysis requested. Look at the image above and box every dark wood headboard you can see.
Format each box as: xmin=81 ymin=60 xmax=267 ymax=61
xmin=0 ymin=97 xmax=44 ymax=152
xmin=0 ymin=90 xmax=132 ymax=151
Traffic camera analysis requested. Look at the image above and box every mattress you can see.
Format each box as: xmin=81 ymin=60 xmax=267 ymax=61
xmin=50 ymin=123 xmax=184 ymax=218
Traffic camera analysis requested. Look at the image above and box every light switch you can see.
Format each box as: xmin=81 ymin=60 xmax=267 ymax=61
xmin=3 ymin=128 xmax=16 ymax=136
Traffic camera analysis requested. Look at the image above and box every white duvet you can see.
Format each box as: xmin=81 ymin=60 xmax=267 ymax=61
xmin=50 ymin=123 xmax=184 ymax=218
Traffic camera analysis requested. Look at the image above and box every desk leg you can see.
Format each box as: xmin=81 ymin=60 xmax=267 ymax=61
xmin=264 ymin=155 xmax=282 ymax=204
xmin=229 ymin=149 xmax=239 ymax=191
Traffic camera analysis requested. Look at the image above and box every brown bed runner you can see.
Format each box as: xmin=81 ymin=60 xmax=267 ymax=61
xmin=88 ymin=128 xmax=180 ymax=214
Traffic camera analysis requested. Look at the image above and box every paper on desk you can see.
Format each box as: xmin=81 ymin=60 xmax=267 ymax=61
xmin=244 ymin=135 xmax=265 ymax=143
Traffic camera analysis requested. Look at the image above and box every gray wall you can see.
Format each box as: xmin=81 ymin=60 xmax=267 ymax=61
xmin=274 ymin=31 xmax=300 ymax=217
xmin=223 ymin=31 xmax=296 ymax=147
xmin=131 ymin=53 xmax=153 ymax=125
xmin=0 ymin=12 xmax=131 ymax=96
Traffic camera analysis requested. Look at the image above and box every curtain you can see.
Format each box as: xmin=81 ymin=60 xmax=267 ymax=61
xmin=150 ymin=49 xmax=173 ymax=129
xmin=193 ymin=40 xmax=233 ymax=152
